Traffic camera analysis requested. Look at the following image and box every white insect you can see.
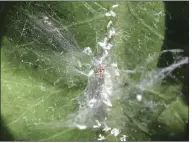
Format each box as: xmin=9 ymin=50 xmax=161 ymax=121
xmin=110 ymin=11 xmax=116 ymax=17
xmin=105 ymin=11 xmax=116 ymax=17
xmin=111 ymin=128 xmax=120 ymax=137
xmin=136 ymin=94 xmax=142 ymax=101
xmin=107 ymin=20 xmax=113 ymax=28
xmin=88 ymin=70 xmax=94 ymax=77
xmin=88 ymin=98 xmax=97 ymax=108
xmin=120 ymin=135 xmax=127 ymax=141
xmin=108 ymin=27 xmax=116 ymax=39
xmin=112 ymin=4 xmax=119 ymax=8
xmin=97 ymin=134 xmax=106 ymax=141
xmin=98 ymin=41 xmax=113 ymax=50
xmin=103 ymin=124 xmax=111 ymax=132
xmin=76 ymin=124 xmax=87 ymax=130
xmin=83 ymin=47 xmax=92 ymax=55
xmin=43 ymin=16 xmax=49 ymax=20
xmin=93 ymin=120 xmax=102 ymax=128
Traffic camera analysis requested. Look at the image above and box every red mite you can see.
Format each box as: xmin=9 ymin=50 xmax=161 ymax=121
xmin=98 ymin=65 xmax=104 ymax=75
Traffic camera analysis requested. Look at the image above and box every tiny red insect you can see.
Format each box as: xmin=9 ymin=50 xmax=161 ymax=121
xmin=98 ymin=65 xmax=104 ymax=73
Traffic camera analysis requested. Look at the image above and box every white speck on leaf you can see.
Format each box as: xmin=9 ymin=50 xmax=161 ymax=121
xmin=76 ymin=124 xmax=87 ymax=130
xmin=83 ymin=47 xmax=92 ymax=55
xmin=110 ymin=11 xmax=116 ymax=17
xmin=98 ymin=41 xmax=113 ymax=50
xmin=105 ymin=11 xmax=116 ymax=17
xmin=88 ymin=98 xmax=97 ymax=108
xmin=47 ymin=22 xmax=52 ymax=25
xmin=97 ymin=134 xmax=106 ymax=141
xmin=106 ymin=43 xmax=113 ymax=50
xmin=107 ymin=20 xmax=113 ymax=28
xmin=88 ymin=70 xmax=94 ymax=77
xmin=108 ymin=27 xmax=116 ymax=39
xmin=104 ymin=50 xmax=109 ymax=55
xmin=136 ymin=94 xmax=142 ymax=101
xmin=112 ymin=4 xmax=119 ymax=8
xmin=93 ymin=125 xmax=99 ymax=128
xmin=120 ymin=135 xmax=127 ymax=141
xmin=43 ymin=16 xmax=48 ymax=20
xmin=103 ymin=125 xmax=111 ymax=132
xmin=98 ymin=41 xmax=106 ymax=48
xmin=105 ymin=12 xmax=111 ymax=17
xmin=95 ymin=120 xmax=101 ymax=127
xmin=111 ymin=128 xmax=120 ymax=137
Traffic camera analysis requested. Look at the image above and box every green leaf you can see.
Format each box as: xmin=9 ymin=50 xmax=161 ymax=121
xmin=1 ymin=1 xmax=188 ymax=141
